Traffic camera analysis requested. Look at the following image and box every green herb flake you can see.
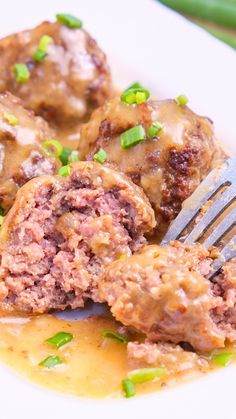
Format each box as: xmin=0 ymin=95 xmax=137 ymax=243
xmin=13 ymin=63 xmax=30 ymax=83
xmin=128 ymin=367 xmax=166 ymax=384
xmin=211 ymin=352 xmax=233 ymax=367
xmin=147 ymin=121 xmax=163 ymax=138
xmin=122 ymin=378 xmax=136 ymax=398
xmin=45 ymin=331 xmax=73 ymax=348
xmin=93 ymin=148 xmax=107 ymax=164
xmin=56 ymin=14 xmax=83 ymax=29
xmin=3 ymin=111 xmax=19 ymax=126
xmin=120 ymin=125 xmax=145 ymax=149
xmin=39 ymin=355 xmax=64 ymax=369
xmin=175 ymin=94 xmax=189 ymax=106
xmin=102 ymin=329 xmax=128 ymax=344
xmin=58 ymin=165 xmax=71 ymax=177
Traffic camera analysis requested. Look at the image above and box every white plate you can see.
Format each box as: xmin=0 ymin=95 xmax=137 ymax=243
xmin=1 ymin=1 xmax=236 ymax=418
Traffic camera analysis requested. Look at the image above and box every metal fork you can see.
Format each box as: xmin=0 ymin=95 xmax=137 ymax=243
xmin=161 ymin=157 xmax=236 ymax=279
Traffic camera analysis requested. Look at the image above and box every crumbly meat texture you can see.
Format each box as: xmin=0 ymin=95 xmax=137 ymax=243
xmin=79 ymin=98 xmax=224 ymax=234
xmin=127 ymin=341 xmax=208 ymax=374
xmin=0 ymin=21 xmax=112 ymax=128
xmin=0 ymin=162 xmax=155 ymax=313
xmin=99 ymin=242 xmax=236 ymax=352
xmin=0 ymin=92 xmax=59 ymax=212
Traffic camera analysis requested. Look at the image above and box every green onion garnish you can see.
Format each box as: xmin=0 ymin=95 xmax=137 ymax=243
xmin=102 ymin=329 xmax=128 ymax=344
xmin=42 ymin=139 xmax=63 ymax=158
xmin=60 ymin=147 xmax=73 ymax=165
xmin=0 ymin=206 xmax=4 ymax=216
xmin=93 ymin=147 xmax=107 ymax=164
xmin=39 ymin=35 xmax=54 ymax=51
xmin=68 ymin=150 xmax=80 ymax=163
xmin=120 ymin=125 xmax=145 ymax=149
xmin=13 ymin=63 xmax=30 ymax=83
xmin=147 ymin=121 xmax=163 ymax=138
xmin=175 ymin=94 xmax=189 ymax=106
xmin=121 ymin=82 xmax=150 ymax=105
xmin=45 ymin=331 xmax=73 ymax=348
xmin=33 ymin=50 xmax=47 ymax=62
xmin=122 ymin=379 xmax=136 ymax=398
xmin=58 ymin=165 xmax=71 ymax=177
xmin=3 ymin=111 xmax=19 ymax=126
xmin=56 ymin=13 xmax=83 ymax=29
xmin=211 ymin=352 xmax=233 ymax=367
xmin=128 ymin=367 xmax=166 ymax=384
xmin=33 ymin=35 xmax=54 ymax=63
xmin=0 ymin=215 xmax=4 ymax=226
xmin=39 ymin=355 xmax=64 ymax=369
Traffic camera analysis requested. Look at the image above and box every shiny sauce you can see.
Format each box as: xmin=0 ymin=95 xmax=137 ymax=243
xmin=0 ymin=310 xmax=234 ymax=398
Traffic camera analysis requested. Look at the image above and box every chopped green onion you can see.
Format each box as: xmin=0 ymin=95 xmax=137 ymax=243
xmin=58 ymin=165 xmax=71 ymax=177
xmin=122 ymin=379 xmax=136 ymax=398
xmin=56 ymin=13 xmax=83 ymax=29
xmin=0 ymin=215 xmax=4 ymax=226
xmin=175 ymin=94 xmax=189 ymax=106
xmin=147 ymin=121 xmax=163 ymax=138
xmin=39 ymin=355 xmax=64 ymax=369
xmin=60 ymin=147 xmax=72 ymax=165
xmin=33 ymin=35 xmax=54 ymax=63
xmin=121 ymin=82 xmax=150 ymax=105
xmin=45 ymin=331 xmax=73 ymax=348
xmin=13 ymin=63 xmax=30 ymax=83
xmin=135 ymin=91 xmax=147 ymax=105
xmin=93 ymin=147 xmax=107 ymax=164
xmin=120 ymin=125 xmax=145 ymax=149
xmin=211 ymin=352 xmax=233 ymax=367
xmin=42 ymin=139 xmax=63 ymax=158
xmin=69 ymin=150 xmax=80 ymax=163
xmin=33 ymin=49 xmax=47 ymax=63
xmin=39 ymin=35 xmax=54 ymax=52
xmin=102 ymin=329 xmax=128 ymax=344
xmin=125 ymin=92 xmax=136 ymax=105
xmin=128 ymin=367 xmax=166 ymax=384
xmin=3 ymin=111 xmax=19 ymax=126
xmin=0 ymin=206 xmax=4 ymax=216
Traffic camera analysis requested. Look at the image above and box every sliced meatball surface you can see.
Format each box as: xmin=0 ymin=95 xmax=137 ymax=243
xmin=99 ymin=242 xmax=236 ymax=352
xmin=0 ymin=162 xmax=155 ymax=313
xmin=79 ymin=98 xmax=224 ymax=233
xmin=0 ymin=92 xmax=59 ymax=212
xmin=0 ymin=21 xmax=112 ymax=130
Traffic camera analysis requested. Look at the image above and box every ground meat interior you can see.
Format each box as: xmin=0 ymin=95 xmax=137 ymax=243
xmin=0 ymin=167 xmax=153 ymax=313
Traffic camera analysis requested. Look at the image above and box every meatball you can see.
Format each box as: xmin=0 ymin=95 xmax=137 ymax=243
xmin=127 ymin=341 xmax=208 ymax=373
xmin=79 ymin=98 xmax=223 ymax=233
xmin=0 ymin=91 xmax=59 ymax=212
xmin=0 ymin=161 xmax=155 ymax=313
xmin=0 ymin=21 xmax=112 ymax=129
xmin=99 ymin=242 xmax=236 ymax=352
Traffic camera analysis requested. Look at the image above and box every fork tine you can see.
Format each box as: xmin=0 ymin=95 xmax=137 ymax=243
xmin=203 ymin=207 xmax=236 ymax=248
xmin=161 ymin=159 xmax=231 ymax=245
xmin=207 ymin=235 xmax=236 ymax=280
xmin=184 ymin=185 xmax=236 ymax=245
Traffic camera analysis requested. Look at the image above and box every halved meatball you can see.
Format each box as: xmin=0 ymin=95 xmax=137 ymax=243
xmin=0 ymin=162 xmax=155 ymax=313
xmin=79 ymin=98 xmax=224 ymax=233
xmin=0 ymin=21 xmax=112 ymax=129
xmin=0 ymin=92 xmax=59 ymax=212
xmin=99 ymin=242 xmax=236 ymax=352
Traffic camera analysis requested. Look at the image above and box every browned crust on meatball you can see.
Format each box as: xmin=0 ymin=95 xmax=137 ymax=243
xmin=0 ymin=21 xmax=113 ymax=128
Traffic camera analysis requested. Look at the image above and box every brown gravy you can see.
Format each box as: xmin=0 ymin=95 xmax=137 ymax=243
xmin=0 ymin=310 xmax=234 ymax=398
